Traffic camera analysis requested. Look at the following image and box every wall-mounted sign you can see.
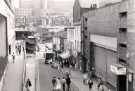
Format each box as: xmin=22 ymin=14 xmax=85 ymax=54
xmin=110 ymin=64 xmax=126 ymax=75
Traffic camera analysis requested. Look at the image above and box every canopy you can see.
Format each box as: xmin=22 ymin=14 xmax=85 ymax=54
xmin=58 ymin=51 xmax=70 ymax=59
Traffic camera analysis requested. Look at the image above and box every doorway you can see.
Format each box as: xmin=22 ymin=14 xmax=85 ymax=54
xmin=117 ymin=75 xmax=126 ymax=91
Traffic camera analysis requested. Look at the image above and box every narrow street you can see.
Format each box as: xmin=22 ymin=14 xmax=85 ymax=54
xmin=39 ymin=59 xmax=63 ymax=91
xmin=1 ymin=0 xmax=135 ymax=91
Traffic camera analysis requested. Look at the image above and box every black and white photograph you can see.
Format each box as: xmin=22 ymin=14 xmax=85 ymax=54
xmin=0 ymin=0 xmax=134 ymax=91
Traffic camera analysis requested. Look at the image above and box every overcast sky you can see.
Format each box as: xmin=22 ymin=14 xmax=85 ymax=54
xmin=13 ymin=0 xmax=122 ymax=13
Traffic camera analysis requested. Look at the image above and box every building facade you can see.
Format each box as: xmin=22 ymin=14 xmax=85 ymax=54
xmin=73 ymin=0 xmax=98 ymax=73
xmin=84 ymin=0 xmax=135 ymax=91
xmin=0 ymin=0 xmax=15 ymax=87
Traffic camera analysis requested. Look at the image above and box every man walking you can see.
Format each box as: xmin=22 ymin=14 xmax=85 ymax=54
xmin=26 ymin=78 xmax=32 ymax=91
xmin=88 ymin=79 xmax=93 ymax=91
xmin=52 ymin=76 xmax=56 ymax=91
xmin=61 ymin=77 xmax=66 ymax=91
xmin=12 ymin=52 xmax=15 ymax=63
xmin=66 ymin=75 xmax=71 ymax=91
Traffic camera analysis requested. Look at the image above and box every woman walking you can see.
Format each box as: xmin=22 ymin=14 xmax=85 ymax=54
xmin=56 ymin=77 xmax=62 ymax=91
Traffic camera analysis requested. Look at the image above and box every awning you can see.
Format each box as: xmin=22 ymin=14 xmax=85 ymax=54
xmin=59 ymin=51 xmax=70 ymax=59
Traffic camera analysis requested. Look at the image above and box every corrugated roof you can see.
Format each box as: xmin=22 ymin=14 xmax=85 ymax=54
xmin=79 ymin=0 xmax=99 ymax=8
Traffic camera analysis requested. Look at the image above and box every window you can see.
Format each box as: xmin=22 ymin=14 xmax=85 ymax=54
xmin=119 ymin=28 xmax=127 ymax=33
xmin=119 ymin=12 xmax=127 ymax=17
xmin=84 ymin=35 xmax=87 ymax=39
xmin=84 ymin=27 xmax=87 ymax=30
xmin=119 ymin=58 xmax=127 ymax=65
xmin=119 ymin=43 xmax=127 ymax=48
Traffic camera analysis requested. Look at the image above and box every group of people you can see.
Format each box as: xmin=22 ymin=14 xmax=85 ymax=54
xmin=15 ymin=44 xmax=22 ymax=55
xmin=52 ymin=75 xmax=71 ymax=91
xmin=87 ymin=78 xmax=104 ymax=91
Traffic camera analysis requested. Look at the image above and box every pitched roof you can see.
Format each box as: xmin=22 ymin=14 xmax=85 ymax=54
xmin=78 ymin=0 xmax=99 ymax=8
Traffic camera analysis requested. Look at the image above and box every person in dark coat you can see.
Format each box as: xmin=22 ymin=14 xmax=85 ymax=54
xmin=97 ymin=78 xmax=103 ymax=90
xmin=52 ymin=76 xmax=56 ymax=91
xmin=66 ymin=76 xmax=71 ymax=91
xmin=88 ymin=79 xmax=93 ymax=91
xmin=61 ymin=77 xmax=66 ymax=91
xmin=26 ymin=78 xmax=32 ymax=91
xmin=12 ymin=52 xmax=15 ymax=63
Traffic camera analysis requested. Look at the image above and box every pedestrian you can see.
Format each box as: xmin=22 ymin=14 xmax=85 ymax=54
xmin=69 ymin=65 xmax=72 ymax=76
xmin=83 ymin=73 xmax=88 ymax=84
xmin=100 ymin=85 xmax=104 ymax=91
xmin=12 ymin=52 xmax=15 ymax=63
xmin=66 ymin=75 xmax=71 ymax=91
xmin=56 ymin=77 xmax=62 ymax=91
xmin=61 ymin=77 xmax=66 ymax=91
xmin=58 ymin=64 xmax=61 ymax=73
xmin=18 ymin=45 xmax=21 ymax=55
xmin=26 ymin=78 xmax=32 ymax=91
xmin=97 ymin=78 xmax=103 ymax=90
xmin=88 ymin=79 xmax=93 ymax=91
xmin=52 ymin=76 xmax=56 ymax=91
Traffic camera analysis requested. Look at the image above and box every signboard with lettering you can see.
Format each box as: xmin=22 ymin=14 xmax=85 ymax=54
xmin=110 ymin=65 xmax=126 ymax=75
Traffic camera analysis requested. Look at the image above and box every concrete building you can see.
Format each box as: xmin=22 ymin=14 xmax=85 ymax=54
xmin=0 ymin=0 xmax=15 ymax=85
xmin=83 ymin=0 xmax=135 ymax=91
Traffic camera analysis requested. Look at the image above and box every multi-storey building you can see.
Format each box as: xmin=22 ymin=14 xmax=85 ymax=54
xmin=82 ymin=0 xmax=135 ymax=91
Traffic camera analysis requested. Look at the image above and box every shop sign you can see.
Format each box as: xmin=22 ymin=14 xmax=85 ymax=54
xmin=128 ymin=72 xmax=133 ymax=82
xmin=110 ymin=65 xmax=126 ymax=75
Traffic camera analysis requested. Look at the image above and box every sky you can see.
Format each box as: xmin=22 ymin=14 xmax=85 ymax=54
xmin=13 ymin=0 xmax=19 ymax=8
xmin=13 ymin=0 xmax=122 ymax=14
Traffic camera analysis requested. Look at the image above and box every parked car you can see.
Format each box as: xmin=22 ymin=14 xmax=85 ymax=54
xmin=51 ymin=62 xmax=59 ymax=69
xmin=44 ymin=53 xmax=54 ymax=64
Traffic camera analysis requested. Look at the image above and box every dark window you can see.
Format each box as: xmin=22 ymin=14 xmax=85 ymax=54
xmin=119 ymin=43 xmax=127 ymax=48
xmin=84 ymin=27 xmax=87 ymax=30
xmin=119 ymin=28 xmax=127 ymax=32
xmin=119 ymin=58 xmax=127 ymax=63
xmin=84 ymin=35 xmax=87 ymax=39
xmin=119 ymin=12 xmax=127 ymax=17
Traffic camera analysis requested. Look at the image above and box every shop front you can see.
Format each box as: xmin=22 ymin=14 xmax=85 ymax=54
xmin=110 ymin=64 xmax=134 ymax=91
xmin=58 ymin=51 xmax=71 ymax=67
